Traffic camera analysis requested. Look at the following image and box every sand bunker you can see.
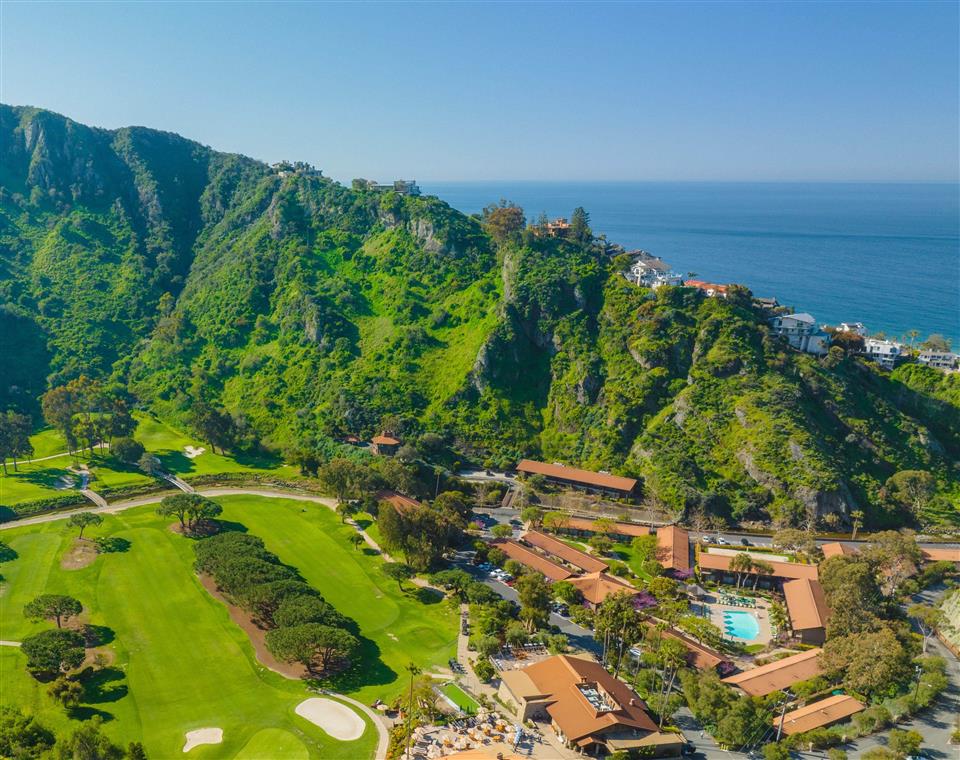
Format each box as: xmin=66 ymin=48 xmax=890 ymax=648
xmin=294 ymin=698 xmax=365 ymax=741
xmin=184 ymin=446 xmax=206 ymax=459
xmin=183 ymin=728 xmax=223 ymax=752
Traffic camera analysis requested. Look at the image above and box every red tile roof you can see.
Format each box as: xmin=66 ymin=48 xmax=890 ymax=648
xmin=564 ymin=517 xmax=650 ymax=538
xmin=568 ymin=572 xmax=638 ymax=606
xmin=490 ymin=539 xmax=574 ymax=582
xmin=522 ymin=531 xmax=609 ymax=573
xmin=782 ymin=578 xmax=830 ymax=632
xmin=656 ymin=526 xmax=691 ymax=571
xmin=375 ymin=490 xmax=421 ymax=515
xmin=776 ymin=694 xmax=864 ymax=735
xmin=722 ymin=649 xmax=823 ymax=696
xmin=697 ymin=551 xmax=820 ymax=580
xmin=921 ymin=547 xmax=960 ymax=563
xmin=372 ymin=435 xmax=400 ymax=445
xmin=820 ymin=542 xmax=858 ymax=559
xmin=516 ymin=460 xmax=638 ymax=493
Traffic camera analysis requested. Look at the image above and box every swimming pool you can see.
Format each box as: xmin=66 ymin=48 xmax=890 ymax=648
xmin=723 ymin=610 xmax=760 ymax=640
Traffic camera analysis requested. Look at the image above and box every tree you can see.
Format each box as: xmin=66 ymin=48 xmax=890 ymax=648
xmin=318 ymin=458 xmax=368 ymax=503
xmin=111 ymin=437 xmax=144 ymax=464
xmin=138 ymin=452 xmax=163 ymax=477
xmin=55 ymin=716 xmax=124 ymax=760
xmin=265 ymin=623 xmax=358 ymax=674
xmin=920 ymin=333 xmax=951 ymax=351
xmin=382 ymin=562 xmax=414 ymax=591
xmin=127 ymin=742 xmax=148 ymax=760
xmin=482 ymin=200 xmax=526 ymax=245
xmin=595 ymin=591 xmax=643 ymax=676
xmin=887 ymin=729 xmax=922 ymax=759
xmin=750 ymin=559 xmax=774 ymax=590
xmin=490 ymin=524 xmax=513 ymax=539
xmin=541 ymin=511 xmax=569 ymax=532
xmin=21 ymin=629 xmax=86 ymax=675
xmin=191 ymin=403 xmax=233 ymax=455
xmin=24 ymin=595 xmax=83 ymax=629
xmin=42 ymin=385 xmax=77 ymax=451
xmin=762 ymin=743 xmax=791 ymax=760
xmin=864 ymin=530 xmax=923 ymax=595
xmin=772 ymin=528 xmax=817 ymax=558
xmin=730 ymin=552 xmax=754 ymax=589
xmin=336 ymin=501 xmax=357 ymax=523
xmin=515 ymin=572 xmax=551 ymax=632
xmin=0 ymin=411 xmax=33 ymax=473
xmin=67 ymin=512 xmax=102 ymax=540
xmin=349 ymin=533 xmax=365 ymax=551
xmin=433 ymin=491 xmax=470 ymax=525
xmin=850 ymin=510 xmax=864 ymax=540
xmin=274 ymin=595 xmax=348 ymax=629
xmin=156 ymin=493 xmax=221 ymax=531
xmin=631 ymin=534 xmax=660 ymax=563
xmin=0 ymin=706 xmax=55 ymax=758
xmin=551 ymin=580 xmax=582 ymax=605
xmin=883 ymin=471 xmax=936 ymax=518
xmin=589 ymin=533 xmax=614 ymax=555
xmin=678 ymin=615 xmax=722 ymax=649
xmin=404 ymin=662 xmax=421 ymax=758
xmin=907 ymin=603 xmax=943 ymax=652
xmin=521 ymin=506 xmax=543 ymax=527
xmin=820 ymin=628 xmax=911 ymax=697
xmin=569 ymin=206 xmax=592 ymax=245
xmin=48 ymin=676 xmax=84 ymax=708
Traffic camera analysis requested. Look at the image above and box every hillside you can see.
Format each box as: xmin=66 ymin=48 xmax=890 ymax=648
xmin=1 ymin=105 xmax=957 ymax=529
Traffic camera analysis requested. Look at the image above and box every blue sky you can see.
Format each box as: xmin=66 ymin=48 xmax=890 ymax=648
xmin=2 ymin=1 xmax=957 ymax=182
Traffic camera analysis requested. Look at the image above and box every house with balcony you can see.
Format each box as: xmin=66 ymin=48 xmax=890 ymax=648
xmin=917 ymin=350 xmax=958 ymax=371
xmin=628 ymin=254 xmax=684 ymax=289
xmin=838 ymin=322 xmax=866 ymax=336
xmin=769 ymin=313 xmax=829 ymax=355
xmin=864 ymin=339 xmax=904 ymax=370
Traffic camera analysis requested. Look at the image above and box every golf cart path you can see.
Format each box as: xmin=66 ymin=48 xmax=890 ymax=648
xmin=0 ymin=640 xmax=21 ymax=647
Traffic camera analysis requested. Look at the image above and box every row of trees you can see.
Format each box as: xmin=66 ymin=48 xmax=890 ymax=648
xmin=41 ymin=376 xmax=136 ymax=456
xmin=0 ymin=410 xmax=32 ymax=474
xmin=194 ymin=531 xmax=357 ymax=676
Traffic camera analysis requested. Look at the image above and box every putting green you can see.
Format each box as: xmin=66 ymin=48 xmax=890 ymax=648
xmin=235 ymin=728 xmax=309 ymax=759
xmin=0 ymin=502 xmax=380 ymax=758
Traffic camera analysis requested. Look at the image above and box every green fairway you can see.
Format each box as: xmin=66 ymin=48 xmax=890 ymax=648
xmin=0 ymin=493 xmax=456 ymax=756
xmin=133 ymin=413 xmax=298 ymax=479
xmin=0 ymin=501 xmax=380 ymax=758
xmin=29 ymin=428 xmax=70 ymax=459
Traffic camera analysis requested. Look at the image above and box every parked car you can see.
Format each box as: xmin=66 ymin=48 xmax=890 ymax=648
xmin=715 ymin=536 xmax=730 ymax=545
xmin=739 ymin=538 xmax=752 ymax=546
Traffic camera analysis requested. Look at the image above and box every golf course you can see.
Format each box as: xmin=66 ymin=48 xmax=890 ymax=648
xmin=0 ymin=493 xmax=458 ymax=758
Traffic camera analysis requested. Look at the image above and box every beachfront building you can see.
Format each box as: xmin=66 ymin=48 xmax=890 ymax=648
xmin=497 ymin=655 xmax=684 ymax=756
xmin=917 ymin=350 xmax=958 ymax=371
xmin=353 ymin=178 xmax=421 ymax=195
xmin=516 ymin=459 xmax=639 ymax=499
xmin=769 ymin=313 xmax=830 ymax=355
xmin=782 ymin=578 xmax=830 ymax=645
xmin=838 ymin=322 xmax=867 ymax=336
xmin=864 ymin=339 xmax=904 ymax=370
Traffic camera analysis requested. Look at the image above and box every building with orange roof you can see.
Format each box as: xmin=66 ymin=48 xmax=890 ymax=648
xmin=820 ymin=542 xmax=858 ymax=559
xmin=561 ymin=517 xmax=650 ymax=542
xmin=521 ymin=530 xmax=609 ymax=573
xmin=684 ymin=279 xmax=729 ymax=298
xmin=639 ymin=621 xmax=728 ymax=672
xmin=497 ymin=654 xmax=684 ymax=756
xmin=722 ymin=648 xmax=823 ymax=696
xmin=656 ymin=526 xmax=691 ymax=572
xmin=371 ymin=434 xmax=401 ymax=456
xmin=568 ymin=572 xmax=639 ymax=609
xmin=697 ymin=551 xmax=820 ymax=584
xmin=921 ymin=547 xmax=960 ymax=564
xmin=782 ymin=578 xmax=830 ymax=644
xmin=775 ymin=694 xmax=864 ymax=736
xmin=490 ymin=539 xmax=574 ymax=582
xmin=516 ymin=459 xmax=639 ymax=498
xmin=376 ymin=490 xmax=421 ymax=515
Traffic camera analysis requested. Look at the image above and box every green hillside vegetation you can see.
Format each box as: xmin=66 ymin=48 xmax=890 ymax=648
xmin=1 ymin=105 xmax=957 ymax=530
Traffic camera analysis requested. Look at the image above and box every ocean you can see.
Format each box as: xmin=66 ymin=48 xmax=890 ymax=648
xmin=421 ymin=182 xmax=960 ymax=345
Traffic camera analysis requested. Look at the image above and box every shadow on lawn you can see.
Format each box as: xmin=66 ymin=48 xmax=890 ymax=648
xmin=79 ymin=666 xmax=128 ymax=704
xmin=69 ymin=706 xmax=115 ymax=723
xmin=82 ymin=625 xmax=116 ymax=647
xmin=313 ymin=634 xmax=397 ymax=694
xmin=413 ymin=587 xmax=444 ymax=605
xmin=0 ymin=542 xmax=18 ymax=562
xmin=94 ymin=536 xmax=131 ymax=554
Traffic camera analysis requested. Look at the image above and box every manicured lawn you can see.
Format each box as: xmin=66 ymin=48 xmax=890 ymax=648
xmin=440 ymin=682 xmax=480 ymax=714
xmin=29 ymin=428 xmax=70 ymax=458
xmin=133 ymin=413 xmax=298 ymax=479
xmin=0 ymin=503 xmax=381 ymax=758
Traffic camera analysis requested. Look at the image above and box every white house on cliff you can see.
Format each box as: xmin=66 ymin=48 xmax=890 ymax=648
xmin=769 ymin=313 xmax=830 ymax=355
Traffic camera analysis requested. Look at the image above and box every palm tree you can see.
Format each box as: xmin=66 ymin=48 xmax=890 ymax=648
xmin=850 ymin=510 xmax=864 ymax=540
xmin=751 ymin=559 xmax=774 ymax=590
xmin=730 ymin=552 xmax=754 ymax=590
xmin=404 ymin=662 xmax=421 ymax=759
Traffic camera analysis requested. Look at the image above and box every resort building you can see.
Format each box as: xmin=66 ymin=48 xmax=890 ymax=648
xmin=917 ymin=350 xmax=958 ymax=371
xmin=371 ymin=434 xmax=401 ymax=456
xmin=516 ymin=459 xmax=639 ymax=498
xmin=376 ymin=490 xmax=421 ymax=515
xmin=782 ymin=578 xmax=830 ymax=645
xmin=656 ymin=526 xmax=691 ymax=573
xmin=769 ymin=313 xmax=830 ymax=355
xmin=521 ymin=530 xmax=609 ymax=573
xmin=722 ymin=648 xmax=824 ymax=697
xmin=864 ymin=339 xmax=904 ymax=370
xmin=838 ymin=322 xmax=866 ymax=336
xmin=775 ymin=695 xmax=864 ymax=736
xmin=637 ymin=622 xmax=728 ymax=672
xmin=684 ymin=279 xmax=729 ymax=298
xmin=497 ymin=655 xmax=684 ymax=756
xmin=561 ymin=517 xmax=650 ymax=542
xmin=490 ymin=539 xmax=574 ymax=582
xmin=568 ymin=572 xmax=639 ymax=609
xmin=697 ymin=552 xmax=820 ymax=586
xmin=820 ymin=542 xmax=857 ymax=559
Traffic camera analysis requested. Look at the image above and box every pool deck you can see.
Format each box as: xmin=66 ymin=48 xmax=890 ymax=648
xmin=704 ymin=594 xmax=773 ymax=646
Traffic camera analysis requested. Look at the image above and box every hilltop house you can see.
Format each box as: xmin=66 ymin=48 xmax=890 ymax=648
xmin=544 ymin=217 xmax=571 ymax=237
xmin=769 ymin=313 xmax=829 ymax=355
xmin=838 ymin=322 xmax=866 ymax=336
xmin=684 ymin=280 xmax=729 ymax=298
xmin=864 ymin=339 xmax=904 ymax=370
xmin=628 ymin=254 xmax=684 ymax=289
xmin=371 ymin=434 xmax=401 ymax=456
xmin=353 ymin=179 xmax=421 ymax=195
xmin=918 ymin=350 xmax=958 ymax=371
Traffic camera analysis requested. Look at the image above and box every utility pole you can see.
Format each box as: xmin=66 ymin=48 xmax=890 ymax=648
xmin=913 ymin=664 xmax=923 ymax=703
xmin=775 ymin=690 xmax=793 ymax=742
